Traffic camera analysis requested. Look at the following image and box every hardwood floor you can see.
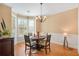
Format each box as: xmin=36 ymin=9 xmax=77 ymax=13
xmin=14 ymin=42 xmax=78 ymax=56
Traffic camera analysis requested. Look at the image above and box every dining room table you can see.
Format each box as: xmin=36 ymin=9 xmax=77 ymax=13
xmin=30 ymin=35 xmax=46 ymax=51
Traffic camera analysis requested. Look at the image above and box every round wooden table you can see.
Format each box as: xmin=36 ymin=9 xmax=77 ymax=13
xmin=30 ymin=36 xmax=45 ymax=50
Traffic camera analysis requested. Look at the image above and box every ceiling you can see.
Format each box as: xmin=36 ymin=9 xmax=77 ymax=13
xmin=5 ymin=3 xmax=78 ymax=16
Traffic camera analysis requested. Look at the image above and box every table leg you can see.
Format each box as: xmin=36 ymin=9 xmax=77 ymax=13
xmin=36 ymin=40 xmax=41 ymax=51
xmin=63 ymin=36 xmax=68 ymax=48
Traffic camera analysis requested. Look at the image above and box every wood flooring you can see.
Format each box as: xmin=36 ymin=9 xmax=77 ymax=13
xmin=14 ymin=42 xmax=78 ymax=56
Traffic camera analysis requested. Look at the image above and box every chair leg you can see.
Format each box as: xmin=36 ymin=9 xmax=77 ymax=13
xmin=45 ymin=47 xmax=47 ymax=54
xmin=25 ymin=46 xmax=27 ymax=53
xmin=49 ymin=45 xmax=51 ymax=52
xmin=29 ymin=47 xmax=31 ymax=56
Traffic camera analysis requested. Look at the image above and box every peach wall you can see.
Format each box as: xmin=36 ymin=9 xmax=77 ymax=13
xmin=36 ymin=19 xmax=41 ymax=32
xmin=78 ymin=5 xmax=79 ymax=53
xmin=0 ymin=4 xmax=12 ymax=33
xmin=41 ymin=8 xmax=78 ymax=34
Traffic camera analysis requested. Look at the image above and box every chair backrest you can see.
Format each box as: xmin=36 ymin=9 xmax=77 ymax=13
xmin=28 ymin=33 xmax=32 ymax=36
xmin=46 ymin=35 xmax=51 ymax=45
xmin=24 ymin=35 xmax=31 ymax=46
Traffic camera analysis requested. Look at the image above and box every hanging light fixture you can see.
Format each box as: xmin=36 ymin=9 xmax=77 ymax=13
xmin=36 ymin=3 xmax=47 ymax=23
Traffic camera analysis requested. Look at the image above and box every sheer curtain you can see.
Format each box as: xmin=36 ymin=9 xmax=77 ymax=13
xmin=17 ymin=17 xmax=28 ymax=36
xmin=28 ymin=19 xmax=35 ymax=33
xmin=12 ymin=14 xmax=35 ymax=43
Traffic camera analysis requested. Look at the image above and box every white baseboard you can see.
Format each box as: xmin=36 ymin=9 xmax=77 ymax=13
xmin=50 ymin=33 xmax=78 ymax=49
xmin=51 ymin=41 xmax=77 ymax=49
xmin=51 ymin=41 xmax=63 ymax=45
xmin=14 ymin=33 xmax=78 ymax=49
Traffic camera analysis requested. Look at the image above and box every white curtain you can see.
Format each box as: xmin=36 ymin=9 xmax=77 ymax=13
xmin=12 ymin=14 xmax=35 ymax=43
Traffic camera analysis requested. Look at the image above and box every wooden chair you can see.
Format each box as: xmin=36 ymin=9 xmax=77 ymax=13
xmin=40 ymin=35 xmax=51 ymax=54
xmin=28 ymin=33 xmax=32 ymax=36
xmin=24 ymin=35 xmax=36 ymax=56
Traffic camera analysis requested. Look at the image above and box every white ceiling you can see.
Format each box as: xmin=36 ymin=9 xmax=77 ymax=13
xmin=5 ymin=3 xmax=78 ymax=16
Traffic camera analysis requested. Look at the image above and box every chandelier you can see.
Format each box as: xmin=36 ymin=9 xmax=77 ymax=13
xmin=36 ymin=3 xmax=47 ymax=23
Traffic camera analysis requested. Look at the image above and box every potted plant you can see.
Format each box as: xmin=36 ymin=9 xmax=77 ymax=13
xmin=0 ymin=30 xmax=2 ymax=37
xmin=2 ymin=29 xmax=10 ymax=36
xmin=0 ymin=18 xmax=11 ymax=37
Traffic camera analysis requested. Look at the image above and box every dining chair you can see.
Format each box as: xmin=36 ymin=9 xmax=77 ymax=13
xmin=24 ymin=35 xmax=36 ymax=56
xmin=28 ymin=33 xmax=32 ymax=36
xmin=40 ymin=34 xmax=51 ymax=54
